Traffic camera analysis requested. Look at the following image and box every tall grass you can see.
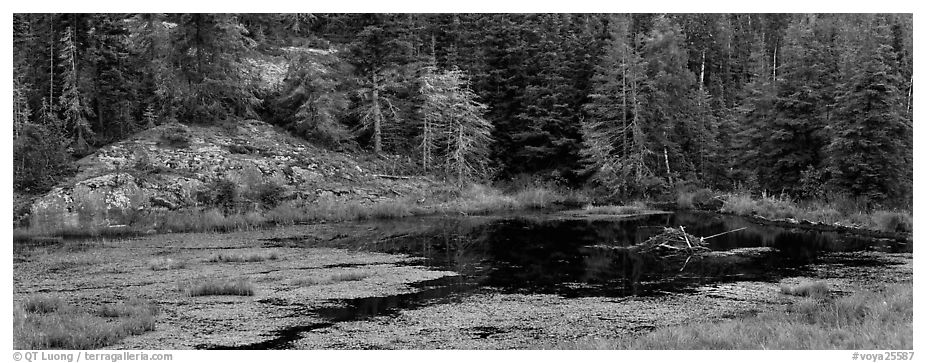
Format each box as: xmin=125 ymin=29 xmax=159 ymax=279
xmin=780 ymin=281 xmax=829 ymax=299
xmin=185 ymin=279 xmax=255 ymax=297
xmin=294 ymin=270 xmax=373 ymax=286
xmin=580 ymin=201 xmax=650 ymax=215
xmin=719 ymin=193 xmax=912 ymax=233
xmin=207 ymin=252 xmax=279 ymax=263
xmin=17 ymin=184 xmax=584 ymax=239
xmin=14 ymin=297 xmax=159 ymax=349
xmin=147 ymin=257 xmax=186 ymax=271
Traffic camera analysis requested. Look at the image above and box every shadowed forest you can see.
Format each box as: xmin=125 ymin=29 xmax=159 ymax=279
xmin=13 ymin=13 xmax=912 ymax=212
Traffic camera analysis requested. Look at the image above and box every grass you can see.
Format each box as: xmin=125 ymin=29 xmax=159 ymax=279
xmin=780 ymin=281 xmax=830 ymax=299
xmin=22 ymin=295 xmax=66 ymax=314
xmin=14 ymin=297 xmax=158 ymax=350
xmin=147 ymin=257 xmax=186 ymax=271
xmin=294 ymin=270 xmax=373 ymax=286
xmin=677 ymin=188 xmax=718 ymax=210
xmin=550 ymin=284 xmax=911 ymax=350
xmin=185 ymin=279 xmax=255 ymax=297
xmin=207 ymin=252 xmax=279 ymax=263
xmin=719 ymin=193 xmax=912 ymax=233
xmin=16 ymin=183 xmax=588 ymax=239
xmin=580 ymin=201 xmax=651 ymax=215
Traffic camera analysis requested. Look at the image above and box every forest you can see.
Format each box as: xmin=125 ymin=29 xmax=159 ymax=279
xmin=12 ymin=13 xmax=913 ymax=210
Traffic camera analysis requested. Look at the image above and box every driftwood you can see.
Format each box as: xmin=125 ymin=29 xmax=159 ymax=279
xmin=372 ymin=174 xmax=437 ymax=184
xmin=372 ymin=174 xmax=414 ymax=180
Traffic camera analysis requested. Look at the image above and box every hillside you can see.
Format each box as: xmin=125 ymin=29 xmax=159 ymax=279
xmin=28 ymin=119 xmax=438 ymax=232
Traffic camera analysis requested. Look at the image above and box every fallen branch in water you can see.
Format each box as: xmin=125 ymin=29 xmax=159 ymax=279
xmin=700 ymin=227 xmax=748 ymax=242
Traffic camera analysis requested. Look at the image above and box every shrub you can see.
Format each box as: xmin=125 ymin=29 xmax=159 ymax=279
xmin=196 ymin=179 xmax=240 ymax=212
xmin=252 ymin=181 xmax=286 ymax=208
xmin=158 ymin=124 xmax=191 ymax=148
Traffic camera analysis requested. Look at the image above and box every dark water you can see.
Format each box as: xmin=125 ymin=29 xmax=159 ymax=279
xmin=208 ymin=210 xmax=911 ymax=349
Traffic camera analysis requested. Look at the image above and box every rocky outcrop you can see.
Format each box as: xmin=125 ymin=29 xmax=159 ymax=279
xmin=29 ymin=119 xmax=436 ymax=231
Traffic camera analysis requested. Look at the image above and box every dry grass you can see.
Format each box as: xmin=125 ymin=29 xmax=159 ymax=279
xmin=294 ymin=270 xmax=374 ymax=286
xmin=14 ymin=297 xmax=158 ymax=349
xmin=780 ymin=281 xmax=829 ymax=299
xmin=551 ymin=284 xmax=912 ymax=350
xmin=207 ymin=252 xmax=279 ymax=263
xmin=720 ymin=193 xmax=912 ymax=233
xmin=185 ymin=279 xmax=255 ymax=297
xmin=22 ymin=295 xmax=66 ymax=314
xmin=147 ymin=257 xmax=186 ymax=271
xmin=16 ymin=184 xmax=579 ymax=239
xmin=581 ymin=201 xmax=650 ymax=215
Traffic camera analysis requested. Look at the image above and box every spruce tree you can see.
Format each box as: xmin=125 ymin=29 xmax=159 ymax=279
xmin=58 ymin=26 xmax=95 ymax=152
xmin=581 ymin=15 xmax=652 ymax=196
xmin=826 ymin=16 xmax=910 ymax=206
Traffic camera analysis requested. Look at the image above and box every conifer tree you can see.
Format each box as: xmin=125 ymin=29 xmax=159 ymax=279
xmin=581 ymin=15 xmax=652 ymax=196
xmin=826 ymin=16 xmax=910 ymax=206
xmin=58 ymin=26 xmax=94 ymax=152
xmin=419 ymin=67 xmax=493 ymax=183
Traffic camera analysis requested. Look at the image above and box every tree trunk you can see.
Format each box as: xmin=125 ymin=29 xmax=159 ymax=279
xmin=621 ymin=48 xmax=628 ymax=158
xmin=49 ymin=16 xmax=54 ymax=103
xmin=372 ymin=74 xmax=383 ymax=154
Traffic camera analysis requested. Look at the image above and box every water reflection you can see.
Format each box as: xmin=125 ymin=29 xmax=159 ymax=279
xmin=344 ymin=211 xmax=908 ymax=298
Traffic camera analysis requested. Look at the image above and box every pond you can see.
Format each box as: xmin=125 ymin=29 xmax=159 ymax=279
xmin=211 ymin=210 xmax=911 ymax=349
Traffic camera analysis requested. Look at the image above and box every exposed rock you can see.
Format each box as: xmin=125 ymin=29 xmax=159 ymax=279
xmin=29 ymin=119 xmax=438 ymax=231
